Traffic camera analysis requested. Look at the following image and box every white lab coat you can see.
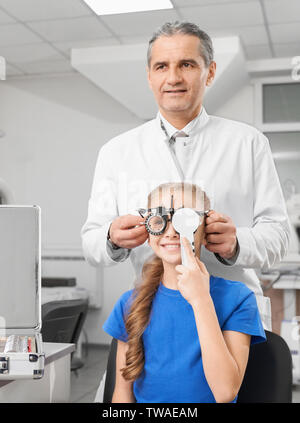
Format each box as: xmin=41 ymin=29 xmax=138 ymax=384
xmin=81 ymin=108 xmax=290 ymax=330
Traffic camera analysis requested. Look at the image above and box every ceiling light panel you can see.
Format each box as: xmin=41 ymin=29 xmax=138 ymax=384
xmin=83 ymin=0 xmax=173 ymax=15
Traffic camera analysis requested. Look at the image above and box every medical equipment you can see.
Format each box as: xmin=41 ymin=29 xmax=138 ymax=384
xmin=138 ymin=195 xmax=208 ymax=266
xmin=285 ymin=180 xmax=300 ymax=254
xmin=281 ymin=320 xmax=300 ymax=384
xmin=287 ymin=193 xmax=300 ymax=254
xmin=0 ymin=205 xmax=44 ymax=380
xmin=2 ymin=335 xmax=35 ymax=354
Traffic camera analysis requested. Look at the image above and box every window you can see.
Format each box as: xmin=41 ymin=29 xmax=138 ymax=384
xmin=263 ymin=83 xmax=300 ymax=124
xmin=254 ymin=77 xmax=300 ymax=133
xmin=254 ymin=77 xmax=300 ymax=204
xmin=254 ymin=77 xmax=300 ymax=197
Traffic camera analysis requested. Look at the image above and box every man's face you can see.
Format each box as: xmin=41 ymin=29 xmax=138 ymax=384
xmin=147 ymin=34 xmax=216 ymax=117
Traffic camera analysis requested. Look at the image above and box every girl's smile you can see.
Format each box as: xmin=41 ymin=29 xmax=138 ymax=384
xmin=160 ymin=242 xmax=181 ymax=252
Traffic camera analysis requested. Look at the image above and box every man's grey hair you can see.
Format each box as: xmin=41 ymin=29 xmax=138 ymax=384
xmin=147 ymin=21 xmax=214 ymax=68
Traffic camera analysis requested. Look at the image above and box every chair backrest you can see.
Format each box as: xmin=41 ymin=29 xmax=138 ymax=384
xmin=41 ymin=299 xmax=89 ymax=344
xmin=237 ymin=330 xmax=293 ymax=403
xmin=103 ymin=337 xmax=118 ymax=403
xmin=104 ymin=331 xmax=293 ymax=403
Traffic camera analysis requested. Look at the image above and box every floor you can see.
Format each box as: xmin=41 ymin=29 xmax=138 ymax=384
xmin=70 ymin=344 xmax=300 ymax=403
xmin=70 ymin=344 xmax=109 ymax=403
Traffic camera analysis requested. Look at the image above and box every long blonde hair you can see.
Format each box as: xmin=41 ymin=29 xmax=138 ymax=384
xmin=121 ymin=182 xmax=209 ymax=381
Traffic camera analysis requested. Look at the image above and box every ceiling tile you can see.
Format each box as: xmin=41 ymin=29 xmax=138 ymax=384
xmin=27 ymin=16 xmax=112 ymax=42
xmin=0 ymin=23 xmax=43 ymax=46
xmin=0 ymin=43 xmax=63 ymax=64
xmin=264 ymin=0 xmax=300 ymax=24
xmin=54 ymin=38 xmax=120 ymax=55
xmin=0 ymin=8 xmax=16 ymax=23
xmin=209 ymin=25 xmax=269 ymax=46
xmin=179 ymin=2 xmax=264 ymax=29
xmin=119 ymin=34 xmax=150 ymax=44
xmin=101 ymin=9 xmax=180 ymax=36
xmin=273 ymin=43 xmax=300 ymax=58
xmin=237 ymin=25 xmax=269 ymax=46
xmin=244 ymin=44 xmax=272 ymax=60
xmin=269 ymin=22 xmax=300 ymax=44
xmin=5 ymin=62 xmax=24 ymax=76
xmin=173 ymin=0 xmax=254 ymax=5
xmin=17 ymin=59 xmax=74 ymax=75
xmin=173 ymin=0 xmax=208 ymax=5
xmin=119 ymin=24 xmax=268 ymax=48
xmin=0 ymin=0 xmax=92 ymax=22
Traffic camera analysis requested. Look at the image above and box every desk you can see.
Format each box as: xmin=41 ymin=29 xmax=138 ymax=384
xmin=0 ymin=343 xmax=75 ymax=402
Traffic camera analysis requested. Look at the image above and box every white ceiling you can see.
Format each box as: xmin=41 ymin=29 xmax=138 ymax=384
xmin=0 ymin=0 xmax=299 ymax=77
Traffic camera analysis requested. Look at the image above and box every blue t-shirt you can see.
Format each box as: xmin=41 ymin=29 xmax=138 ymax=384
xmin=103 ymin=275 xmax=266 ymax=403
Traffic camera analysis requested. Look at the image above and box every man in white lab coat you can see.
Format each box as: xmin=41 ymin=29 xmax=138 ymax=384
xmin=81 ymin=22 xmax=290 ymax=399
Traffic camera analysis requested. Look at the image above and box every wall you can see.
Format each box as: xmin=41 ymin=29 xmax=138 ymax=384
xmin=0 ymin=72 xmax=141 ymax=344
xmin=213 ymin=82 xmax=254 ymax=126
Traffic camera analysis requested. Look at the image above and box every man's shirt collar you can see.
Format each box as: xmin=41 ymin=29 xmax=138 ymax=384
xmin=158 ymin=107 xmax=209 ymax=139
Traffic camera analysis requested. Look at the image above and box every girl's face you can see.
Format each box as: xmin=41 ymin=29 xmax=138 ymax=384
xmin=147 ymin=191 xmax=205 ymax=266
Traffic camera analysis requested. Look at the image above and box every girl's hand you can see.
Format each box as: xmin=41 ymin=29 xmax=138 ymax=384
xmin=175 ymin=237 xmax=210 ymax=306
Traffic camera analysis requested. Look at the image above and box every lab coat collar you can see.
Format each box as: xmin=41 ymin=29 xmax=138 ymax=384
xmin=154 ymin=107 xmax=210 ymax=182
xmin=157 ymin=106 xmax=210 ymax=138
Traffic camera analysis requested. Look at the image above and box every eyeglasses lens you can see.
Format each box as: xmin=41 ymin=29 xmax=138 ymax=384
xmin=148 ymin=215 xmax=165 ymax=233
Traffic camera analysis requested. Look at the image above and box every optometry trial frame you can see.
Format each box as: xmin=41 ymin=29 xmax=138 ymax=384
xmin=137 ymin=195 xmax=210 ymax=266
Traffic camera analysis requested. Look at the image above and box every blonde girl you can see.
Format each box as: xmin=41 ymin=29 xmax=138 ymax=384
xmin=103 ymin=182 xmax=265 ymax=403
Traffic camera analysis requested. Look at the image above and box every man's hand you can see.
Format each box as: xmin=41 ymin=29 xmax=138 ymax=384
xmin=109 ymin=215 xmax=148 ymax=249
xmin=204 ymin=210 xmax=237 ymax=260
xmin=175 ymin=237 xmax=210 ymax=306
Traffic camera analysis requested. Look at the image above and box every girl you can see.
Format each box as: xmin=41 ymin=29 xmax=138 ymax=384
xmin=103 ymin=182 xmax=266 ymax=403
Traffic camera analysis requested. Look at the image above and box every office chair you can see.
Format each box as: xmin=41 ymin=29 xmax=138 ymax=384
xmin=237 ymin=330 xmax=293 ymax=403
xmin=103 ymin=331 xmax=293 ymax=403
xmin=41 ymin=298 xmax=89 ymax=372
xmin=103 ymin=337 xmax=118 ymax=403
